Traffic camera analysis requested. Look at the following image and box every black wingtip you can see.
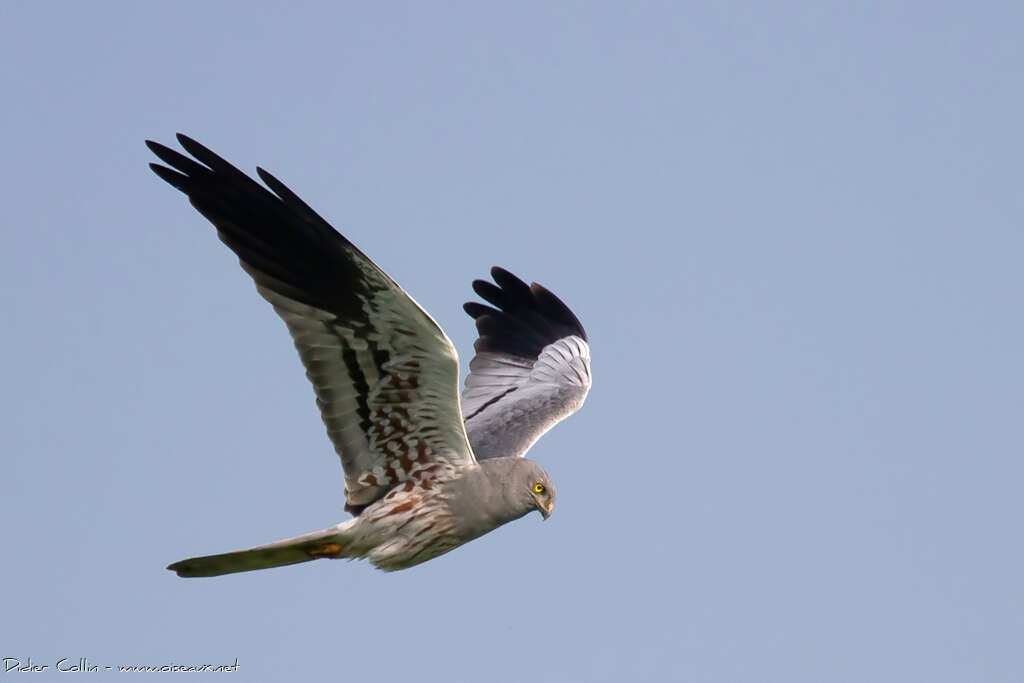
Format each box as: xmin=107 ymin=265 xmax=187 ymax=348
xmin=490 ymin=267 xmax=532 ymax=298
xmin=175 ymin=133 xmax=215 ymax=163
xmin=145 ymin=139 xmax=174 ymax=161
xmin=148 ymin=162 xmax=189 ymax=192
xmin=528 ymin=281 xmax=588 ymax=342
xmin=463 ymin=301 xmax=489 ymax=319
xmin=490 ymin=265 xmax=516 ymax=281
xmin=464 ymin=266 xmax=588 ymax=358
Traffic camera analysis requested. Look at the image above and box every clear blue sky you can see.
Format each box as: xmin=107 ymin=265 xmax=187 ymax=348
xmin=3 ymin=2 xmax=1022 ymax=680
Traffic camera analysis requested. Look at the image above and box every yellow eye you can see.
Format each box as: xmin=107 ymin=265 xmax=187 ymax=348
xmin=533 ymin=482 xmax=545 ymax=494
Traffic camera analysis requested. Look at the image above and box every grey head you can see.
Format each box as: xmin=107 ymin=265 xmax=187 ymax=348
xmin=499 ymin=457 xmax=557 ymax=520
xmin=444 ymin=457 xmax=557 ymax=542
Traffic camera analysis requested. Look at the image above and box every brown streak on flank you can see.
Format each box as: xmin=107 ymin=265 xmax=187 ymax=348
xmin=387 ymin=501 xmax=416 ymax=516
xmin=403 ymin=481 xmax=415 ymax=492
xmin=308 ymin=542 xmax=345 ymax=558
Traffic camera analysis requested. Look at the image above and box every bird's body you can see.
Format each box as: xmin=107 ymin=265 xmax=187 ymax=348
xmin=170 ymin=457 xmax=555 ymax=575
xmin=147 ymin=135 xmax=589 ymax=576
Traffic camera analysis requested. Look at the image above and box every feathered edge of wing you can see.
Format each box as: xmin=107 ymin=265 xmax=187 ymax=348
xmin=146 ymin=134 xmax=475 ymax=513
xmin=461 ymin=267 xmax=591 ymax=460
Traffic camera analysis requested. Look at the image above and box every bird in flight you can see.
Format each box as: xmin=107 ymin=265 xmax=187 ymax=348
xmin=146 ymin=135 xmax=591 ymax=575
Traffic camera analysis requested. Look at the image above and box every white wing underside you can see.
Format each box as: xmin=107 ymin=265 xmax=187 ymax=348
xmin=460 ymin=269 xmax=592 ymax=461
xmin=462 ymin=336 xmax=590 ymax=459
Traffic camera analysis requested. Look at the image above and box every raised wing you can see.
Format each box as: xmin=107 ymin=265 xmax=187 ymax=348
xmin=147 ymin=134 xmax=475 ymax=513
xmin=461 ymin=267 xmax=591 ymax=460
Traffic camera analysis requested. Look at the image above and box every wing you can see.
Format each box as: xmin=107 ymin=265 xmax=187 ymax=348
xmin=147 ymin=134 xmax=475 ymax=514
xmin=461 ymin=267 xmax=591 ymax=460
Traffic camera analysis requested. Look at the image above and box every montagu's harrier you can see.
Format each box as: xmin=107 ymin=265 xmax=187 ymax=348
xmin=147 ymin=135 xmax=591 ymax=575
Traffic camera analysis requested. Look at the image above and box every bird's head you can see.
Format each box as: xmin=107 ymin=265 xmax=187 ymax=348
xmin=518 ymin=459 xmax=557 ymax=520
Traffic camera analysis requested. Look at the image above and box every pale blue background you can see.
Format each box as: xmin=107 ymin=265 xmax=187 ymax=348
xmin=3 ymin=2 xmax=1022 ymax=681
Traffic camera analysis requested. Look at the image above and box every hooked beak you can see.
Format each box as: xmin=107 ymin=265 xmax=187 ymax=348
xmin=537 ymin=500 xmax=554 ymax=520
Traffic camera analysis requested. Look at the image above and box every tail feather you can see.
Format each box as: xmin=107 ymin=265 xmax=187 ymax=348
xmin=168 ymin=524 xmax=350 ymax=578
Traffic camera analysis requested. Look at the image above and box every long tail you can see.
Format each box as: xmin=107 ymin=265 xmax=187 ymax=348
xmin=168 ymin=523 xmax=353 ymax=578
